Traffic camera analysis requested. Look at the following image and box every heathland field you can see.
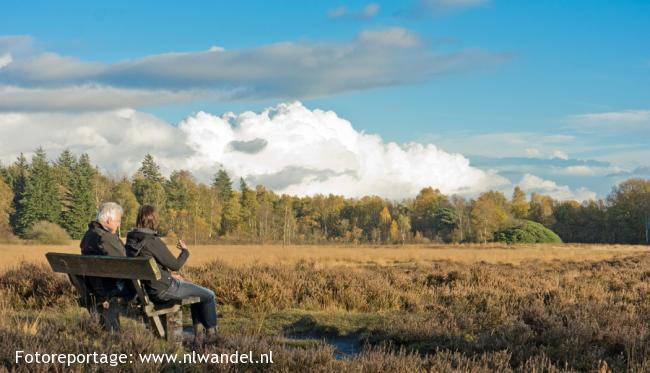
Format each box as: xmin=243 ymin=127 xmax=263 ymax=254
xmin=2 ymin=243 xmax=650 ymax=372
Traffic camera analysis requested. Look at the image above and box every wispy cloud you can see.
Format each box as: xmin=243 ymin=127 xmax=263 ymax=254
xmin=422 ymin=0 xmax=490 ymax=11
xmin=328 ymin=3 xmax=380 ymax=19
xmin=607 ymin=165 xmax=650 ymax=178
xmin=431 ymin=131 xmax=576 ymax=159
xmin=569 ymin=110 xmax=650 ymax=130
xmin=0 ymin=30 xmax=507 ymax=111
xmin=401 ymin=0 xmax=490 ymax=17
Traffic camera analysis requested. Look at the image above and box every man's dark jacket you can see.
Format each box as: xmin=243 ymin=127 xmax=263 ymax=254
xmin=80 ymin=221 xmax=126 ymax=257
xmin=125 ymin=228 xmax=189 ymax=299
xmin=79 ymin=221 xmax=128 ymax=298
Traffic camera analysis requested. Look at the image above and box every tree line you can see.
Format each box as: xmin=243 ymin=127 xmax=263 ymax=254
xmin=0 ymin=148 xmax=649 ymax=245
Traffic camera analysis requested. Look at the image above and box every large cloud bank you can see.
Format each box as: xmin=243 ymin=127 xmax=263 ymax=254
xmin=0 ymin=101 xmax=516 ymax=199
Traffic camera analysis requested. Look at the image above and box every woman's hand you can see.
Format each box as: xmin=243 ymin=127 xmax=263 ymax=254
xmin=176 ymin=239 xmax=189 ymax=252
xmin=171 ymin=272 xmax=186 ymax=281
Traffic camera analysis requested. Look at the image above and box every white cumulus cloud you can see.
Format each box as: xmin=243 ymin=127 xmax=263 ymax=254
xmin=178 ymin=101 xmax=509 ymax=198
xmin=0 ymin=102 xmax=510 ymax=200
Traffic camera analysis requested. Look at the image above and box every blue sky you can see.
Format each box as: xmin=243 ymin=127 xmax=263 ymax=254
xmin=1 ymin=0 xmax=649 ymax=199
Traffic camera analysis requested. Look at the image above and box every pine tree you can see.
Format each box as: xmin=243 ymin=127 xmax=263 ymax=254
xmin=60 ymin=154 xmax=96 ymax=239
xmin=8 ymin=154 xmax=29 ymax=234
xmin=220 ymin=191 xmax=241 ymax=236
xmin=239 ymin=177 xmax=258 ymax=239
xmin=213 ymin=169 xmax=233 ymax=203
xmin=212 ymin=169 xmax=238 ymax=236
xmin=139 ymin=154 xmax=164 ymax=182
xmin=54 ymin=149 xmax=77 ymax=190
xmin=133 ymin=154 xmax=166 ymax=210
xmin=56 ymin=149 xmax=78 ymax=232
xmin=15 ymin=149 xmax=62 ymax=235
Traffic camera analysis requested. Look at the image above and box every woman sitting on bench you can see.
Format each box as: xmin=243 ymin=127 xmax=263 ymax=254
xmin=126 ymin=204 xmax=218 ymax=344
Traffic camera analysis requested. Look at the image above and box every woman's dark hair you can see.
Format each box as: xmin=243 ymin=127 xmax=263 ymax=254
xmin=136 ymin=204 xmax=159 ymax=231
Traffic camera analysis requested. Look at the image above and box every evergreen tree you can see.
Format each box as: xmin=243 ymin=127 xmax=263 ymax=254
xmin=139 ymin=154 xmax=164 ymax=182
xmin=8 ymin=154 xmax=29 ymax=234
xmin=432 ymin=207 xmax=458 ymax=243
xmin=221 ymin=191 xmax=241 ymax=236
xmin=60 ymin=154 xmax=96 ymax=239
xmin=239 ymin=177 xmax=258 ymax=239
xmin=55 ymin=149 xmax=78 ymax=232
xmin=212 ymin=169 xmax=239 ymax=235
xmin=54 ymin=149 xmax=77 ymax=187
xmin=15 ymin=149 xmax=61 ymax=235
xmin=213 ymin=168 xmax=233 ymax=203
xmin=133 ymin=154 xmax=166 ymax=210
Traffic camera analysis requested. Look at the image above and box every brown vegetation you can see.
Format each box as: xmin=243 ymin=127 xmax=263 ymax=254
xmin=2 ymin=246 xmax=650 ymax=371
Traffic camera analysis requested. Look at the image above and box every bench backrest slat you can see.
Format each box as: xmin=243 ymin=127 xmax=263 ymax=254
xmin=46 ymin=253 xmax=161 ymax=280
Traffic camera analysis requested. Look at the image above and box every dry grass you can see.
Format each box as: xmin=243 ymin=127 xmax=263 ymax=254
xmin=1 ymin=242 xmax=649 ymax=273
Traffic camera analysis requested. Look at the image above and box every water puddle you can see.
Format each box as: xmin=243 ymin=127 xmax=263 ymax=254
xmin=285 ymin=334 xmax=360 ymax=359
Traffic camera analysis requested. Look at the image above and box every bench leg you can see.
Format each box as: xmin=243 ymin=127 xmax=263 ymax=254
xmin=162 ymin=309 xmax=183 ymax=346
xmin=150 ymin=315 xmax=166 ymax=338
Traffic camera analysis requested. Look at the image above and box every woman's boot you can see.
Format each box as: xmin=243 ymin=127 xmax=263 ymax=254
xmin=193 ymin=324 xmax=205 ymax=347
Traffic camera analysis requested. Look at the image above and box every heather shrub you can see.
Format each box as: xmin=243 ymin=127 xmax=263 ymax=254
xmin=0 ymin=262 xmax=73 ymax=308
xmin=3 ymin=253 xmax=650 ymax=371
xmin=495 ymin=220 xmax=562 ymax=244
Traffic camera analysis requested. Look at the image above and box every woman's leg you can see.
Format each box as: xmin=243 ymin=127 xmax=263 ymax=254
xmin=167 ymin=280 xmax=218 ymax=329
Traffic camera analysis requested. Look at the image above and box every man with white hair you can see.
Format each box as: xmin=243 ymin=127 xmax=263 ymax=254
xmin=79 ymin=202 xmax=133 ymax=332
xmin=80 ymin=202 xmax=126 ymax=256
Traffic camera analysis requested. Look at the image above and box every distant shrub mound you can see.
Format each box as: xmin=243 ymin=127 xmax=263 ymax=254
xmin=0 ymin=224 xmax=19 ymax=244
xmin=24 ymin=220 xmax=71 ymax=245
xmin=494 ymin=220 xmax=562 ymax=244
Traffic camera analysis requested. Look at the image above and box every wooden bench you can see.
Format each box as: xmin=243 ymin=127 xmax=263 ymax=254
xmin=45 ymin=252 xmax=199 ymax=345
